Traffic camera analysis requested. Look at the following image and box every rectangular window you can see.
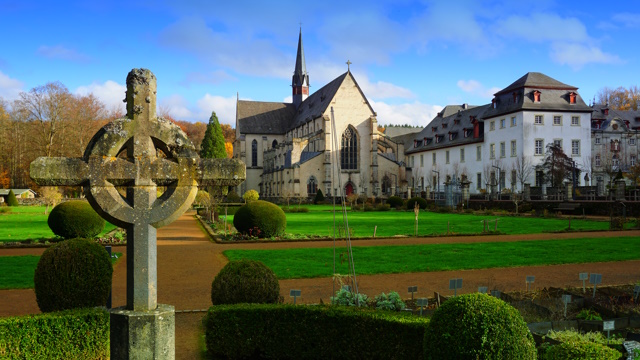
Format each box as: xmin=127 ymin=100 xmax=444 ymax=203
xmin=460 ymin=148 xmax=465 ymax=162
xmin=511 ymin=116 xmax=516 ymax=127
xmin=554 ymin=139 xmax=562 ymax=150
xmin=534 ymin=115 xmax=543 ymax=125
xmin=500 ymin=171 xmax=506 ymax=189
xmin=511 ymin=140 xmax=517 ymax=157
xmin=477 ymin=173 xmax=482 ymax=189
xmin=595 ymin=137 xmax=601 ymax=144
xmin=411 ymin=155 xmax=415 ymax=167
xmin=490 ymin=143 xmax=495 ymax=159
xmin=420 ymin=154 xmax=424 ymax=167
xmin=477 ymin=146 xmax=482 ymax=161
xmin=632 ymin=155 xmax=636 ymax=166
xmin=511 ymin=170 xmax=517 ymax=187
xmin=553 ymin=115 xmax=562 ymax=125
xmin=630 ymin=138 xmax=636 ymax=146
xmin=595 ymin=154 xmax=601 ymax=167
xmin=571 ymin=116 xmax=579 ymax=126
xmin=500 ymin=118 xmax=505 ymax=128
xmin=535 ymin=170 xmax=543 ymax=186
xmin=446 ymin=150 xmax=450 ymax=164
xmin=432 ymin=153 xmax=436 ymax=165
xmin=571 ymin=140 xmax=580 ymax=156
xmin=500 ymin=142 xmax=505 ymax=158
xmin=490 ymin=121 xmax=495 ymax=131
xmin=535 ymin=139 xmax=543 ymax=155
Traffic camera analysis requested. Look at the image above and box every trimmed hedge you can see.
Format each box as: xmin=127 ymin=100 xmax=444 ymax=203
xmin=407 ymin=197 xmax=427 ymax=210
xmin=34 ymin=239 xmax=113 ymax=312
xmin=204 ymin=304 xmax=429 ymax=359
xmin=424 ymin=293 xmax=536 ymax=359
xmin=0 ymin=308 xmax=109 ymax=359
xmin=211 ymin=260 xmax=280 ymax=305
xmin=542 ymin=341 xmax=621 ymax=360
xmin=387 ymin=196 xmax=403 ymax=208
xmin=233 ymin=200 xmax=286 ymax=238
xmin=48 ymin=200 xmax=105 ymax=239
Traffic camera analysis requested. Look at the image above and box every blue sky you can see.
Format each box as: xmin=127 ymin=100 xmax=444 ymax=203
xmin=1 ymin=0 xmax=638 ymax=126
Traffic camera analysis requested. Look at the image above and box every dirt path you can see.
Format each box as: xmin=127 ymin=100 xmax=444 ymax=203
xmin=2 ymin=213 xmax=640 ymax=359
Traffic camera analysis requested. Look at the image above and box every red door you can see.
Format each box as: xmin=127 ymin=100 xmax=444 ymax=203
xmin=345 ymin=183 xmax=354 ymax=196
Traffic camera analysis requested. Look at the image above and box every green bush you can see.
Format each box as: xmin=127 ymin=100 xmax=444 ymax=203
xmin=211 ymin=259 xmax=280 ymax=305
xmin=204 ymin=304 xmax=428 ymax=360
xmin=406 ymin=196 xmax=427 ymax=210
xmin=48 ymin=200 xmax=105 ymax=239
xmin=375 ymin=203 xmax=390 ymax=211
xmin=0 ymin=308 xmax=109 ymax=359
xmin=330 ymin=288 xmax=368 ymax=307
xmin=424 ymin=293 xmax=536 ymax=360
xmin=34 ymin=239 xmax=113 ymax=312
xmin=387 ymin=196 xmax=403 ymax=208
xmin=225 ymin=190 xmax=242 ymax=203
xmin=313 ymin=189 xmax=324 ymax=204
xmin=242 ymin=189 xmax=259 ymax=202
xmin=576 ymin=309 xmax=602 ymax=321
xmin=6 ymin=189 xmax=19 ymax=206
xmin=543 ymin=340 xmax=620 ymax=360
xmin=610 ymin=216 xmax=624 ymax=230
xmin=374 ymin=291 xmax=405 ymax=311
xmin=233 ymin=200 xmax=286 ymax=238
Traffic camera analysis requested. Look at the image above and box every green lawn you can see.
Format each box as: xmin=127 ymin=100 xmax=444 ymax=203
xmin=224 ymin=236 xmax=640 ymax=279
xmin=0 ymin=252 xmax=122 ymax=290
xmin=227 ymin=207 xmax=616 ymax=238
xmin=0 ymin=206 xmax=117 ymax=242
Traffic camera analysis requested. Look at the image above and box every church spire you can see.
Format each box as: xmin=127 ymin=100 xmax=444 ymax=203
xmin=292 ymin=28 xmax=309 ymax=108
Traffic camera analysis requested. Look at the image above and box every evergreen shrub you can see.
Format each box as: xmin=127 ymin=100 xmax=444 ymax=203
xmin=211 ymin=259 xmax=280 ymax=305
xmin=542 ymin=341 xmax=620 ymax=360
xmin=48 ymin=200 xmax=105 ymax=239
xmin=424 ymin=293 xmax=536 ymax=359
xmin=6 ymin=189 xmax=19 ymax=206
xmin=34 ymin=239 xmax=113 ymax=312
xmin=407 ymin=196 xmax=427 ymax=210
xmin=387 ymin=196 xmax=403 ymax=208
xmin=313 ymin=189 xmax=324 ymax=204
xmin=242 ymin=189 xmax=259 ymax=203
xmin=204 ymin=304 xmax=428 ymax=360
xmin=233 ymin=200 xmax=286 ymax=238
xmin=610 ymin=217 xmax=624 ymax=230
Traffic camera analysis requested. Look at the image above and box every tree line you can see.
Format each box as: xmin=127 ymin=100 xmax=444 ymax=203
xmin=0 ymin=82 xmax=235 ymax=192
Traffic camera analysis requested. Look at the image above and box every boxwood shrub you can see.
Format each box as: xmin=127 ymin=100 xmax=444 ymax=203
xmin=407 ymin=197 xmax=427 ymax=210
xmin=233 ymin=200 xmax=286 ymax=238
xmin=48 ymin=200 xmax=105 ymax=239
xmin=387 ymin=196 xmax=403 ymax=208
xmin=211 ymin=259 xmax=280 ymax=305
xmin=0 ymin=308 xmax=109 ymax=359
xmin=542 ymin=341 xmax=621 ymax=359
xmin=34 ymin=239 xmax=113 ymax=312
xmin=424 ymin=293 xmax=536 ymax=359
xmin=204 ymin=304 xmax=428 ymax=359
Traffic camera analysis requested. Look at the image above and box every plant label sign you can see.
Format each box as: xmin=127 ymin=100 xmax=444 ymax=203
xmin=478 ymin=286 xmax=488 ymax=294
xmin=603 ymin=320 xmax=615 ymax=331
xmin=408 ymin=286 xmax=418 ymax=300
xmin=289 ymin=289 xmax=301 ymax=304
xmin=562 ymin=294 xmax=572 ymax=317
xmin=417 ymin=298 xmax=429 ymax=316
xmin=579 ymin=272 xmax=589 ymax=293
xmin=449 ymin=278 xmax=463 ymax=296
xmin=589 ymin=273 xmax=602 ymax=285
xmin=633 ymin=285 xmax=640 ymax=302
xmin=526 ymin=276 xmax=535 ymax=292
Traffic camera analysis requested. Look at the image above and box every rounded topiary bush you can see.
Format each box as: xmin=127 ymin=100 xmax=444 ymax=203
xmin=211 ymin=259 xmax=280 ymax=305
xmin=543 ymin=341 xmax=620 ymax=360
xmin=424 ymin=293 xmax=536 ymax=360
xmin=34 ymin=238 xmax=113 ymax=312
xmin=48 ymin=200 xmax=105 ymax=239
xmin=387 ymin=196 xmax=403 ymax=208
xmin=406 ymin=197 xmax=427 ymax=210
xmin=233 ymin=200 xmax=286 ymax=238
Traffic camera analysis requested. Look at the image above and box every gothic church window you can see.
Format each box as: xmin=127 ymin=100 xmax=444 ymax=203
xmin=341 ymin=126 xmax=358 ymax=170
xmin=251 ymin=140 xmax=258 ymax=167
xmin=307 ymin=176 xmax=318 ymax=195
xmin=272 ymin=139 xmax=278 ymax=149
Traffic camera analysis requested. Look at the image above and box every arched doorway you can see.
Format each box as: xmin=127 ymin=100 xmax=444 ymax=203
xmin=345 ymin=182 xmax=354 ymax=196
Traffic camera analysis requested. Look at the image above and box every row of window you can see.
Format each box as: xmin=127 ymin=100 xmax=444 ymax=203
xmin=594 ymin=154 xmax=637 ymax=167
xmin=489 ymin=116 xmax=517 ymax=131
xmin=533 ymin=139 xmax=581 ymax=156
xmin=533 ymin=115 xmax=580 ymax=126
xmin=594 ymin=138 xmax=636 ymax=146
xmin=489 ymin=140 xmax=518 ymax=159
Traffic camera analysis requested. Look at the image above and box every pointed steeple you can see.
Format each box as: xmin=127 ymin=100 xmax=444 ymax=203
xmin=292 ymin=28 xmax=309 ymax=108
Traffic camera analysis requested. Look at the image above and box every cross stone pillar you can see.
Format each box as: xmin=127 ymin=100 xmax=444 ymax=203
xmin=30 ymin=69 xmax=245 ymax=359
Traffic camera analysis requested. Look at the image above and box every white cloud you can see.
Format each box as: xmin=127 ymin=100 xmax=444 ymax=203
xmin=159 ymin=94 xmax=193 ymax=119
xmin=550 ymin=43 xmax=622 ymax=70
xmin=0 ymin=70 xmax=24 ymax=100
xmin=456 ymin=80 xmax=500 ymax=99
xmin=354 ymin=72 xmax=415 ymax=100
xmin=195 ymin=94 xmax=237 ymax=125
xmin=612 ymin=13 xmax=640 ymax=28
xmin=495 ymin=13 xmax=590 ymax=43
xmin=36 ymin=45 xmax=91 ymax=63
xmin=74 ymin=80 xmax=126 ymax=113
xmin=370 ymin=100 xmax=442 ymax=127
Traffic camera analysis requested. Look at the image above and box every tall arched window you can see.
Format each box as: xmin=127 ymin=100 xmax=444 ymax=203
xmin=382 ymin=176 xmax=392 ymax=195
xmin=251 ymin=140 xmax=258 ymax=167
xmin=307 ymin=176 xmax=317 ymax=195
xmin=341 ymin=126 xmax=358 ymax=170
xmin=272 ymin=139 xmax=278 ymax=149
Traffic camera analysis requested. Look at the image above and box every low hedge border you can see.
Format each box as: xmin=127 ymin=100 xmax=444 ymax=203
xmin=204 ymin=304 xmax=429 ymax=359
xmin=0 ymin=307 xmax=109 ymax=359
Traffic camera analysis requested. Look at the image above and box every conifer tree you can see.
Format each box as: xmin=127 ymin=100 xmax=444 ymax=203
xmin=7 ymin=189 xmax=19 ymax=206
xmin=200 ymin=112 xmax=227 ymax=159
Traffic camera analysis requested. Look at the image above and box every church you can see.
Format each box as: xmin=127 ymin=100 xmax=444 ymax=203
xmin=233 ymin=30 xmax=408 ymax=199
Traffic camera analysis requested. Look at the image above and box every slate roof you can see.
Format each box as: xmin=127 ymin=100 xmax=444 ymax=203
xmin=483 ymin=72 xmax=591 ymax=119
xmin=299 ymin=151 xmax=322 ymax=164
xmin=288 ymin=72 xmax=350 ymax=129
xmin=0 ymin=189 xmax=35 ymax=196
xmin=591 ymin=104 xmax=640 ymax=130
xmin=406 ymin=104 xmax=490 ymax=154
xmin=236 ymin=101 xmax=296 ymax=135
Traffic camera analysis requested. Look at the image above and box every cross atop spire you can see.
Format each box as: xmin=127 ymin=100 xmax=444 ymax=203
xmin=346 ymin=60 xmax=352 ymax=71
xmin=292 ymin=27 xmax=310 ymax=108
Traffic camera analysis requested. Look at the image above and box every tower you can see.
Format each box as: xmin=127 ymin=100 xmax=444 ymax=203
xmin=292 ymin=28 xmax=309 ymax=108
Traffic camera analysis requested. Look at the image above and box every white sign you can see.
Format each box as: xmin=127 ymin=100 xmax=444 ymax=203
xmin=603 ymin=320 xmax=614 ymax=331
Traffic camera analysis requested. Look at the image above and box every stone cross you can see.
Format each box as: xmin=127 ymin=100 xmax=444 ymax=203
xmin=30 ymin=69 xmax=245 ymax=311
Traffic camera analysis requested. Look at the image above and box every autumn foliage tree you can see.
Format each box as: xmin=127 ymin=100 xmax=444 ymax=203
xmin=596 ymin=86 xmax=640 ymax=110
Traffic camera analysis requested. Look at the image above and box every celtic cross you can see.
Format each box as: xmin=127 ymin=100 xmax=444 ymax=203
xmin=31 ymin=69 xmax=245 ymax=311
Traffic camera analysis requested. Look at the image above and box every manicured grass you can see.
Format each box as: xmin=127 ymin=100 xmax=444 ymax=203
xmin=227 ymin=207 xmax=616 ymax=238
xmin=224 ymin=236 xmax=640 ymax=279
xmin=0 ymin=252 xmax=122 ymax=289
xmin=0 ymin=205 xmax=117 ymax=242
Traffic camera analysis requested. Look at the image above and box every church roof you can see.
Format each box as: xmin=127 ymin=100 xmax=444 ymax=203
xmin=236 ymin=101 xmax=296 ymax=134
xmin=288 ymin=72 xmax=349 ymax=130
xmin=591 ymin=104 xmax=640 ymax=130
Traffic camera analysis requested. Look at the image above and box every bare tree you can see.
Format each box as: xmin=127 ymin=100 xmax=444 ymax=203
xmin=514 ymin=155 xmax=535 ymax=191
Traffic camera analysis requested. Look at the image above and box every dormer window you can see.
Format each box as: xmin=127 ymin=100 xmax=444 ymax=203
xmin=449 ymin=132 xmax=457 ymax=141
xmin=442 ymin=123 xmax=448 ymax=129
xmin=432 ymin=126 xmax=437 ymax=132
xmin=454 ymin=119 xmax=460 ymax=125
xmin=426 ymin=138 xmax=432 ymax=145
xmin=436 ymin=135 xmax=442 ymax=143
xmin=604 ymin=108 xmax=609 ymax=115
xmin=512 ymin=92 xmax=519 ymax=103
xmin=463 ymin=128 xmax=470 ymax=138
xmin=569 ymin=92 xmax=577 ymax=104
xmin=492 ymin=98 xmax=497 ymax=109
xmin=533 ymin=90 xmax=541 ymax=103
xmin=414 ymin=140 xmax=418 ymax=148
